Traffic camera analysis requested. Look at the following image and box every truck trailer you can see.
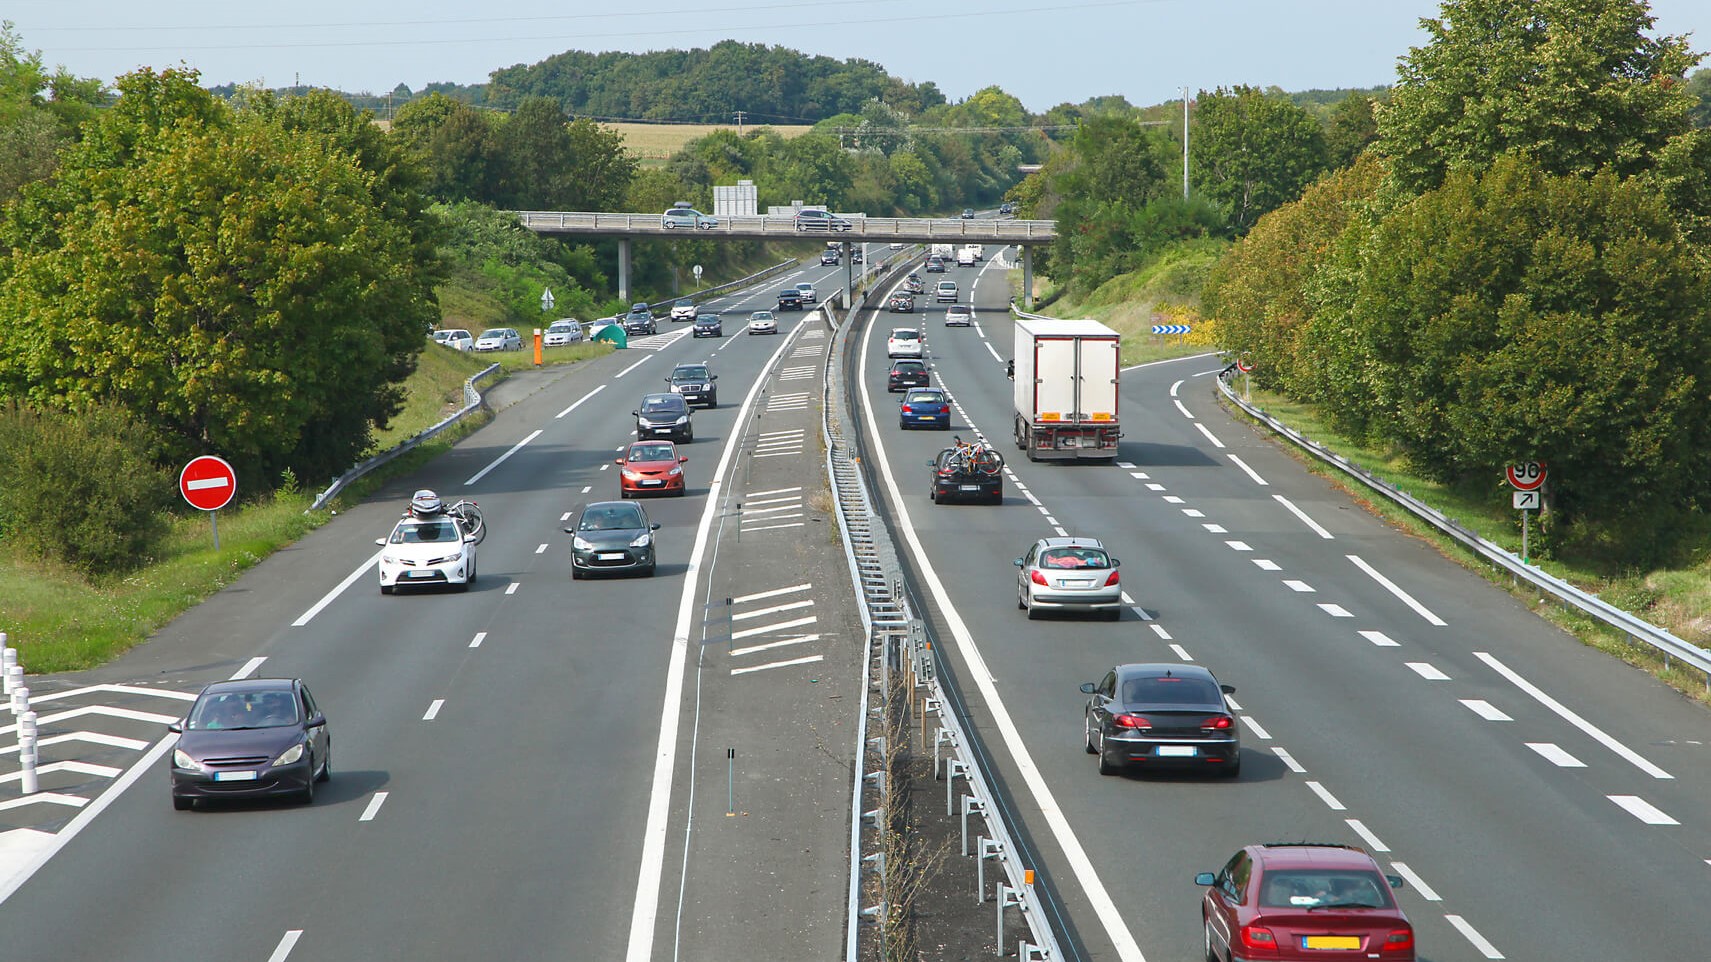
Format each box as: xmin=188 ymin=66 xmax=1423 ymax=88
xmin=1011 ymin=317 xmax=1121 ymax=461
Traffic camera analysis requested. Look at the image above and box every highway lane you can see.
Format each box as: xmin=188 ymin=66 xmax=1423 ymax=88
xmin=855 ymin=250 xmax=1711 ymax=960
xmin=0 ymin=252 xmax=867 ymax=960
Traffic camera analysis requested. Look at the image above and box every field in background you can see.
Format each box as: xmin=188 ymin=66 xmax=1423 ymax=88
xmin=610 ymin=122 xmax=815 ymax=164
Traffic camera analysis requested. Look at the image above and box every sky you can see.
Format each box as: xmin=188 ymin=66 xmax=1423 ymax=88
xmin=10 ymin=0 xmax=1711 ymax=114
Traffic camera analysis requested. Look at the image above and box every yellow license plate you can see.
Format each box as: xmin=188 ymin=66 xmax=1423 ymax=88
xmin=1302 ymin=935 xmax=1361 ymax=950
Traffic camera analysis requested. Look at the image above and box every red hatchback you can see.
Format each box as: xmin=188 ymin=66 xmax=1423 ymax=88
xmin=617 ymin=441 xmax=688 ymax=498
xmin=1196 ymin=843 xmax=1414 ymax=962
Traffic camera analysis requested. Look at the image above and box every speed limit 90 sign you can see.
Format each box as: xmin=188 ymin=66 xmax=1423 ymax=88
xmin=1506 ymin=461 xmax=1547 ymax=491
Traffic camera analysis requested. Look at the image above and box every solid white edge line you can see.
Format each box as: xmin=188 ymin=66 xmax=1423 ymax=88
xmin=1475 ymin=651 xmax=1672 ymax=779
xmin=1346 ymin=554 xmax=1447 ymax=626
xmin=626 ymin=318 xmax=807 ymax=962
xmin=857 ymin=307 xmax=1148 ymax=961
xmin=266 ymin=930 xmax=305 ymax=962
xmin=291 ymin=551 xmax=382 ymax=626
xmin=1444 ymin=914 xmax=1505 ymax=959
xmin=1225 ymin=454 xmax=1269 ymax=486
xmin=464 ymin=428 xmax=545 ymax=486
xmin=1272 ymin=494 xmax=1334 ymax=539
xmin=230 ymin=657 xmax=268 ymax=681
xmin=1388 ymin=861 xmax=1440 ymax=901
xmin=555 ymin=384 xmax=607 ymax=419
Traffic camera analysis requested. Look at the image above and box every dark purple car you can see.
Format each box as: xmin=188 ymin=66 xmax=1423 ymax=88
xmin=169 ymin=677 xmax=330 ymax=809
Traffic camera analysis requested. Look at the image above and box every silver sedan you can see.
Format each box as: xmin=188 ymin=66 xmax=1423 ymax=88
xmin=1014 ymin=537 xmax=1123 ymax=620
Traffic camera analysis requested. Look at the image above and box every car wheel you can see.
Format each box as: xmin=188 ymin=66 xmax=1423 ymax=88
xmin=173 ymin=796 xmax=194 ymax=812
xmin=467 ymin=558 xmax=476 ymax=585
xmin=380 ymin=584 xmax=393 ymax=595
xmin=1085 ymin=716 xmax=1099 ymax=755
xmin=317 ymin=744 xmax=332 ymax=783
xmin=1097 ymin=747 xmax=1121 ymax=776
xmin=571 ymin=567 xmax=584 ymax=580
xmin=642 ymin=562 xmax=656 ymax=577
xmin=299 ymin=773 xmax=316 ymax=805
xmin=620 ymin=488 xmax=631 ymax=499
xmin=1017 ymin=584 xmax=1027 ymax=610
xmin=1223 ymin=751 xmax=1242 ymax=779
xmin=1204 ymin=919 xmax=1218 ymax=962
xmin=1106 ymin=607 xmax=1122 ymax=622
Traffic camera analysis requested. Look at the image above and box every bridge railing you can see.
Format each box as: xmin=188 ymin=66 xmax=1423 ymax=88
xmin=515 ymin=210 xmax=1056 ymax=242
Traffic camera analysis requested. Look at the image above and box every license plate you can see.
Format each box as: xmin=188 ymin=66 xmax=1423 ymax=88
xmin=917 ymin=415 xmax=937 ymax=420
xmin=404 ymin=570 xmax=434 ymax=578
xmin=1156 ymin=745 xmax=1197 ymax=758
xmin=641 ymin=480 xmax=662 ymax=486
xmin=213 ymin=770 xmax=258 ymax=782
xmin=960 ymin=485 xmax=981 ymax=491
xmin=597 ymin=552 xmax=625 ymax=560
xmin=1302 ymin=936 xmax=1361 ymax=950
xmin=1063 ymin=579 xmax=1092 ymax=587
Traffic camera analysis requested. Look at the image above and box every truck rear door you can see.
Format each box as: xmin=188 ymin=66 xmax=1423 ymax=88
xmin=1033 ymin=338 xmax=1079 ymax=422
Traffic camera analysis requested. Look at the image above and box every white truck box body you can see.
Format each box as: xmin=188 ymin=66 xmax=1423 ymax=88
xmin=1012 ymin=317 xmax=1121 ymax=460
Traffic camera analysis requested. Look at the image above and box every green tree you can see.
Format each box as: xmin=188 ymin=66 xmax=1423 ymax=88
xmin=1190 ymin=85 xmax=1327 ymax=234
xmin=1375 ymin=0 xmax=1701 ymax=195
xmin=1686 ymin=67 xmax=1711 ymax=128
xmin=0 ymin=71 xmax=442 ymax=486
xmin=1324 ymin=94 xmax=1378 ymax=168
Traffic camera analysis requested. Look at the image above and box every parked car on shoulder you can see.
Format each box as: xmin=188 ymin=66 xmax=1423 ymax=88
xmin=543 ymin=319 xmax=583 ymax=347
xmin=473 ymin=327 xmax=522 ymax=352
xmin=567 ymin=501 xmax=659 ymax=578
xmin=436 ymin=328 xmax=474 ymax=351
xmin=793 ymin=208 xmax=853 ymax=232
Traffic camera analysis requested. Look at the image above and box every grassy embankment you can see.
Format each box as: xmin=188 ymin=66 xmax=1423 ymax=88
xmin=0 ymin=339 xmax=610 ymax=673
xmin=1021 ymin=239 xmax=1228 ymax=368
xmin=610 ymin=122 xmax=814 ymax=167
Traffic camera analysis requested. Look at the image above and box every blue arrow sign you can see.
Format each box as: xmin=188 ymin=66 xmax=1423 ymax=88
xmin=1151 ymin=324 xmax=1191 ymax=335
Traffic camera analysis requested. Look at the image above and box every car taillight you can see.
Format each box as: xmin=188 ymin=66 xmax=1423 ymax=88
xmin=1382 ymin=928 xmax=1414 ymax=953
xmin=1201 ymin=715 xmax=1235 ymax=730
xmin=1112 ymin=713 xmax=1151 ymax=729
xmin=1103 ymin=570 xmax=1120 ymax=586
xmin=1029 ymin=570 xmax=1048 ymax=586
xmin=1239 ymin=925 xmax=1278 ymax=952
xmin=901 ymin=405 xmax=913 ymax=414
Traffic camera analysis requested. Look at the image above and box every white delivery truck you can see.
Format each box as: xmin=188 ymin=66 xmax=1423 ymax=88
xmin=1012 ymin=317 xmax=1122 ymax=461
xmin=930 ymin=243 xmax=956 ymax=264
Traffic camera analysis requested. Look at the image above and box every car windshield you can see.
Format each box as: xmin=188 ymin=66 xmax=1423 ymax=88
xmin=751 ymin=312 xmax=774 ymax=320
xmin=548 ymin=322 xmax=575 ymax=332
xmin=579 ymin=505 xmax=644 ymax=531
xmin=392 ymin=519 xmax=461 ymax=544
xmin=628 ymin=443 xmax=675 ymax=461
xmin=478 ymin=329 xmax=507 ymax=339
xmin=641 ymin=396 xmax=687 ymax=415
xmin=1257 ymin=871 xmax=1391 ymax=910
xmin=905 ymin=391 xmax=944 ymax=403
xmin=673 ymin=366 xmax=710 ymax=380
xmin=1121 ymin=675 xmax=1221 ymax=706
xmin=797 ymin=284 xmax=813 ymax=291
xmin=675 ymin=299 xmax=693 ymax=307
xmin=892 ymin=331 xmax=920 ymax=341
xmin=1039 ymin=547 xmax=1110 ymax=569
xmin=188 ymin=690 xmax=300 ymax=731
xmin=893 ymin=362 xmax=925 ymax=373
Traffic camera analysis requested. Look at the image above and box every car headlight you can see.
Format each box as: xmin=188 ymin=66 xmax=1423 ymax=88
xmin=622 ymin=470 xmax=643 ymax=480
xmin=630 ymin=533 xmax=652 ymax=548
xmin=173 ymin=749 xmax=200 ymax=770
xmin=573 ymin=536 xmax=595 ymax=551
xmin=426 ymin=554 xmax=460 ymax=565
xmin=674 ymin=416 xmax=689 ymax=425
xmin=272 ymin=742 xmax=305 ymax=766
xmin=380 ymin=554 xmax=398 ymax=565
xmin=667 ymin=466 xmax=682 ymax=477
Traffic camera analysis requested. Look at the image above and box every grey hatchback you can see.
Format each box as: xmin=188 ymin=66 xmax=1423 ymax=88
xmin=169 ymin=677 xmax=331 ymax=809
xmin=568 ymin=501 xmax=660 ymax=578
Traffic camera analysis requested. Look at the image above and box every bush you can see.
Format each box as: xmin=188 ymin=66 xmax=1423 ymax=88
xmin=0 ymin=402 xmax=173 ymax=576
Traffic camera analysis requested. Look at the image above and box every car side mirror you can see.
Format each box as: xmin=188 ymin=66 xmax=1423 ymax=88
xmin=1220 ymin=684 xmax=1237 ymax=695
xmin=926 ymin=460 xmax=936 ymax=467
xmin=305 ymin=713 xmax=327 ymax=729
xmin=1194 ymin=873 xmax=1216 ymax=887
xmin=1386 ymin=875 xmax=1404 ymax=890
xmin=168 ymin=719 xmax=184 ymax=734
xmin=679 ymin=456 xmax=689 ymax=463
xmin=615 ymin=458 xmax=626 ymax=465
xmin=710 ymin=374 xmax=718 ymax=380
xmin=650 ymin=523 xmax=661 ymax=531
xmin=1013 ymin=558 xmax=1024 ymax=567
xmin=631 ymin=410 xmax=639 ymax=417
xmin=374 ymin=537 xmax=386 ymax=546
xmin=1111 ymin=559 xmax=1121 ymax=568
xmin=1078 ymin=682 xmax=1097 ymax=695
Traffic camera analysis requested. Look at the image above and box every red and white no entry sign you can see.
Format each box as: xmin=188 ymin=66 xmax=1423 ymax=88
xmin=1505 ymin=461 xmax=1547 ymax=492
xmin=180 ymin=456 xmax=237 ymax=511
xmin=1236 ymin=355 xmax=1255 ymax=373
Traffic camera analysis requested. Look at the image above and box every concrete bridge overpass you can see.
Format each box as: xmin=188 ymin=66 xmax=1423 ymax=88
xmin=514 ymin=210 xmax=1054 ymax=304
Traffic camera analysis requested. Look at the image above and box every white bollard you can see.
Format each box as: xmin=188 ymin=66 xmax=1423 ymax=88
xmin=10 ymin=682 xmax=28 ymax=715
xmin=17 ymin=710 xmax=37 ymax=795
xmin=1 ymin=650 xmax=17 ymax=696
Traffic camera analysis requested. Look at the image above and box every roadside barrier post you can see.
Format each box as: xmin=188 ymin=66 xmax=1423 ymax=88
xmin=995 ymin=882 xmax=1022 ymax=954
xmin=17 ymin=709 xmax=38 ymax=795
xmin=1 ymin=640 xmax=16 ymax=697
xmin=9 ymin=681 xmax=26 ymax=715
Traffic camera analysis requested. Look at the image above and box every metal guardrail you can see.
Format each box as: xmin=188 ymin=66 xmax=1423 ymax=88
xmin=826 ymin=282 xmax=1062 ymax=960
xmin=1215 ymin=370 xmax=1711 ymax=684
xmin=517 ymin=210 xmax=1056 ymax=243
xmin=672 ymin=258 xmax=798 ymax=309
xmin=307 ymin=363 xmax=501 ymax=511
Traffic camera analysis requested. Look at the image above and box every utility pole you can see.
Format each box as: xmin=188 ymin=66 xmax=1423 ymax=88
xmin=1182 ymin=86 xmax=1190 ymax=200
xmin=734 ymin=110 xmax=746 ymax=134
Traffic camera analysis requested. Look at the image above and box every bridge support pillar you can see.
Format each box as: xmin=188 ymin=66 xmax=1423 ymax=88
xmin=1021 ymin=245 xmax=1034 ymax=311
xmin=617 ymin=237 xmax=632 ymax=304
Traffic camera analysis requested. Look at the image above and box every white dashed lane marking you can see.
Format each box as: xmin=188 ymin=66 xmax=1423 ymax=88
xmin=1461 ymin=699 xmax=1512 ymax=721
xmin=1609 ymin=795 xmax=1678 ymax=825
xmin=1406 ymin=662 xmax=1449 ymax=681
xmin=1359 ymin=630 xmax=1400 ymax=647
xmin=1305 ymin=780 xmax=1346 ymax=811
xmin=1525 ymin=743 xmax=1585 ymax=767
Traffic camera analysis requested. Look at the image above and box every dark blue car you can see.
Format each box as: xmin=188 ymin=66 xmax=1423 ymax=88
xmin=899 ymin=388 xmax=952 ymax=430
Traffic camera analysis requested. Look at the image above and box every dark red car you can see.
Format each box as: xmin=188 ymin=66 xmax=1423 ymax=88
xmin=1196 ymin=843 xmax=1414 ymax=962
xmin=617 ymin=441 xmax=688 ymax=498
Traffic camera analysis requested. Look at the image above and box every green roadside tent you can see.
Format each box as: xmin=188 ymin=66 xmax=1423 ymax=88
xmin=591 ymin=323 xmax=628 ymax=348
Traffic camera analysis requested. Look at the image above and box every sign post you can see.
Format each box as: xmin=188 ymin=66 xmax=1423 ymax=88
xmin=180 ymin=456 xmax=237 ymax=550
xmin=1506 ymin=462 xmax=1547 ymax=564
